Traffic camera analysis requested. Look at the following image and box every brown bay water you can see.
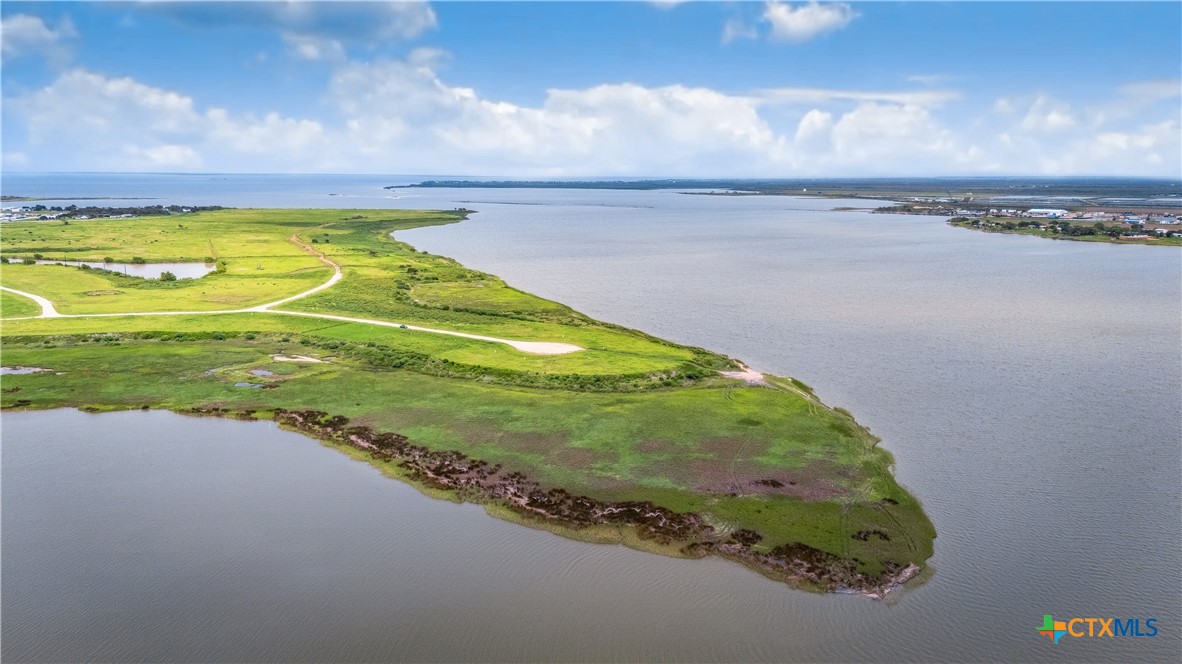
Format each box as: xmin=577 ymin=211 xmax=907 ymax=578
xmin=2 ymin=176 xmax=1180 ymax=662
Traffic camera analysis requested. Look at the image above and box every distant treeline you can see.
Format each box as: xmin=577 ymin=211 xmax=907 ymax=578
xmin=22 ymin=204 xmax=227 ymax=217
xmin=388 ymin=178 xmax=1182 ymax=198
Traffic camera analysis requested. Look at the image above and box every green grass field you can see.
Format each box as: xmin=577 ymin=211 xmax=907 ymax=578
xmin=0 ymin=208 xmax=934 ymax=592
xmin=1 ymin=289 xmax=40 ymax=318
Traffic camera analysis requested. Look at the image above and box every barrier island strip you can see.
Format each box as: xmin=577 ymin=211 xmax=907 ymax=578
xmin=0 ymin=208 xmax=934 ymax=596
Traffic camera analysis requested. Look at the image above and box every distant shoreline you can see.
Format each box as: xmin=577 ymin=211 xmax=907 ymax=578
xmin=2 ymin=196 xmax=157 ymax=202
xmin=945 ymin=217 xmax=1181 ymax=246
xmin=387 ymin=178 xmax=1182 ymax=210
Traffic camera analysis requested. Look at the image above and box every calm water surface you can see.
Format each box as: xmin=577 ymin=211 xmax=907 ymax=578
xmin=30 ymin=260 xmax=216 ymax=279
xmin=2 ymin=174 xmax=1179 ymax=662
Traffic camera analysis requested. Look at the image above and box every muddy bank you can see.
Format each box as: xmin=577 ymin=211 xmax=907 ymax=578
xmin=181 ymin=405 xmax=921 ymax=597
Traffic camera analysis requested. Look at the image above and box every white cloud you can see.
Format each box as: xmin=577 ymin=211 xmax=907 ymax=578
xmin=0 ymin=13 xmax=77 ymax=62
xmin=5 ymin=62 xmax=1180 ymax=178
xmin=907 ymin=74 xmax=955 ymax=86
xmin=328 ymin=59 xmax=787 ymax=174
xmin=14 ymin=69 xmax=202 ymax=170
xmin=205 ymin=109 xmax=328 ymax=156
xmin=20 ymin=70 xmax=200 ymax=138
xmin=3 ymin=151 xmax=29 ymax=168
xmin=830 ymin=103 xmax=959 ymax=167
xmin=763 ymin=1 xmax=857 ymax=43
xmin=1021 ymin=119 xmax=1182 ymax=176
xmin=794 ymin=109 xmax=832 ymax=143
xmin=122 ymin=144 xmax=203 ymax=170
xmin=1085 ymin=119 xmax=1180 ymax=169
xmin=757 ymin=86 xmax=960 ymax=108
xmin=281 ymin=33 xmax=346 ymax=61
xmin=722 ymin=18 xmax=758 ymax=44
xmin=9 ymin=68 xmax=330 ymax=171
xmin=980 ymin=88 xmax=1182 ymax=176
xmin=1118 ymin=80 xmax=1182 ymax=101
xmin=1019 ymin=96 xmax=1076 ymax=133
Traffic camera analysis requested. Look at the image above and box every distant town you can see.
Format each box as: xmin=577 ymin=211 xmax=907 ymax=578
xmin=0 ymin=204 xmax=224 ymax=223
xmin=875 ymin=200 xmax=1181 ymax=244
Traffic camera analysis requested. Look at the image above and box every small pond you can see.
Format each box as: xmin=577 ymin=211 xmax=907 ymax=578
xmin=32 ymin=260 xmax=216 ymax=279
xmin=0 ymin=366 xmax=50 ymax=375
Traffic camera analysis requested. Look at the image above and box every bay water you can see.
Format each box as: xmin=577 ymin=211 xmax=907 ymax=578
xmin=2 ymin=174 xmax=1179 ymax=661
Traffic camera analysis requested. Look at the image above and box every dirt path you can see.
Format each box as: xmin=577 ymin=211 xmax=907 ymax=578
xmin=274 ymin=310 xmax=583 ymax=355
xmin=0 ymin=237 xmax=584 ymax=356
xmin=246 ymin=235 xmax=343 ymax=312
xmin=0 ymin=286 xmax=61 ymax=318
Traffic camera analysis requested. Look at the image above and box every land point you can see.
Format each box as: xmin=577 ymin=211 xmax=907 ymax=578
xmin=0 ymin=207 xmax=935 ymax=596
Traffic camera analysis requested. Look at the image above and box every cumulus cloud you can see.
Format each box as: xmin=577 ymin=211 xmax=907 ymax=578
xmin=14 ymin=69 xmax=202 ymax=169
xmin=1019 ymin=96 xmax=1076 ymax=133
xmin=9 ymin=68 xmax=330 ymax=171
xmin=1019 ymin=118 xmax=1182 ymax=176
xmin=794 ymin=109 xmax=833 ymax=144
xmin=979 ymin=83 xmax=1182 ymax=176
xmin=20 ymin=70 xmax=200 ymax=137
xmin=830 ymin=103 xmax=960 ymax=168
xmin=0 ymin=13 xmax=77 ymax=63
xmin=328 ymin=59 xmax=787 ymax=174
xmin=763 ymin=1 xmax=857 ymax=43
xmin=1068 ymin=119 xmax=1181 ymax=173
xmin=5 ymin=59 xmax=1180 ymax=177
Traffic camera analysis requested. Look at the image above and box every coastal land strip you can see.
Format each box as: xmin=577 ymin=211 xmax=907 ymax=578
xmin=0 ymin=207 xmax=935 ymax=597
xmin=387 ymin=178 xmax=1182 ymax=246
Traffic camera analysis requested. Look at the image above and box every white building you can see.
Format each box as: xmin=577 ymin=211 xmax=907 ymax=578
xmin=1027 ymin=208 xmax=1069 ymax=218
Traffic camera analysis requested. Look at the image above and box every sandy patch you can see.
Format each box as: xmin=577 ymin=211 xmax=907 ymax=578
xmin=272 ymin=354 xmax=325 ymax=364
xmin=720 ymin=362 xmax=769 ymax=386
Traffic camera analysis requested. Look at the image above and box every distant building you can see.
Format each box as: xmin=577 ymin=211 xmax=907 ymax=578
xmin=1027 ymin=208 xmax=1069 ymax=218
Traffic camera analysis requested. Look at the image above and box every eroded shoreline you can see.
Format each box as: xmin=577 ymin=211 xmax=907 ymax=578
xmin=158 ymin=403 xmax=924 ymax=598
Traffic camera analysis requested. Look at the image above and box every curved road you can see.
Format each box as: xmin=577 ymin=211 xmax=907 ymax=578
xmin=0 ymin=237 xmax=583 ymax=356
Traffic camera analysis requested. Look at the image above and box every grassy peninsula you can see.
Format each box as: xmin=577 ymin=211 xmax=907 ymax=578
xmin=0 ymin=208 xmax=934 ymax=596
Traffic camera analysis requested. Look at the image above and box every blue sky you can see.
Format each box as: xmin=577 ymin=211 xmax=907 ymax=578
xmin=2 ymin=1 xmax=1180 ymax=176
